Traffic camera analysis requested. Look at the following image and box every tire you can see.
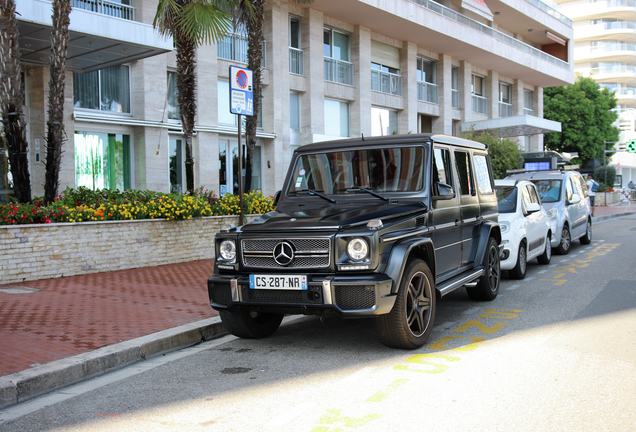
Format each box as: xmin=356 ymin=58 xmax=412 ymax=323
xmin=556 ymin=224 xmax=571 ymax=255
xmin=219 ymin=308 xmax=284 ymax=339
xmin=509 ymin=242 xmax=527 ymax=280
xmin=537 ymin=232 xmax=552 ymax=265
xmin=375 ymin=259 xmax=436 ymax=350
xmin=580 ymin=218 xmax=592 ymax=245
xmin=467 ymin=237 xmax=500 ymax=301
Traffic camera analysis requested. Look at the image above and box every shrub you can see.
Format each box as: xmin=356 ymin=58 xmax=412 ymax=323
xmin=211 ymin=191 xmax=275 ymax=216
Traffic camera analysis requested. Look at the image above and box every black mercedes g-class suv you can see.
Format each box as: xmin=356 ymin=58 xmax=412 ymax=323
xmin=208 ymin=134 xmax=502 ymax=349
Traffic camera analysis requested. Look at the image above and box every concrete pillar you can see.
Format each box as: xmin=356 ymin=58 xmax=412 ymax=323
xmin=351 ymin=25 xmax=372 ymax=137
xmin=487 ymin=70 xmax=498 ymax=118
xmin=303 ymin=7 xmax=325 ymax=143
xmin=433 ymin=54 xmax=453 ymax=135
xmin=459 ymin=60 xmax=472 ymax=123
xmin=513 ymin=79 xmax=525 ymax=116
xmin=400 ymin=41 xmax=418 ymax=135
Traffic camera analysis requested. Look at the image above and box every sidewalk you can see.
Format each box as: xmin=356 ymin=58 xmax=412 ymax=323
xmin=1 ymin=204 xmax=635 ymax=409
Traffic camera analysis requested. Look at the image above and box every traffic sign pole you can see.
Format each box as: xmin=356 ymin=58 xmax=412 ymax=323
xmin=238 ymin=114 xmax=243 ymax=226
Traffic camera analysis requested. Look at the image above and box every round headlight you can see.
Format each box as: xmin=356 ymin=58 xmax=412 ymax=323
xmin=500 ymin=221 xmax=510 ymax=234
xmin=347 ymin=238 xmax=369 ymax=261
xmin=547 ymin=208 xmax=558 ymax=221
xmin=219 ymin=240 xmax=236 ymax=261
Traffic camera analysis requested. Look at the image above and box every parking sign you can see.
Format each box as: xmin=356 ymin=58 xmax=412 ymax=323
xmin=229 ymin=66 xmax=254 ymax=116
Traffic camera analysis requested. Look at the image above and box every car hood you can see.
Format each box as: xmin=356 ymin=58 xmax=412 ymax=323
xmin=240 ymin=201 xmax=428 ymax=233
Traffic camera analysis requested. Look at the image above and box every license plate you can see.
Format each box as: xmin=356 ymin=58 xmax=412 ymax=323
xmin=249 ymin=275 xmax=308 ymax=290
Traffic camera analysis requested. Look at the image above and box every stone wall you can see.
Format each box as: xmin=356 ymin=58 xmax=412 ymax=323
xmin=0 ymin=216 xmax=255 ymax=285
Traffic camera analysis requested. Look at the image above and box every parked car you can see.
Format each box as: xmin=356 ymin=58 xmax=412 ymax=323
xmin=505 ymin=169 xmax=592 ymax=254
xmin=495 ymin=179 xmax=552 ymax=279
xmin=208 ymin=134 xmax=502 ymax=349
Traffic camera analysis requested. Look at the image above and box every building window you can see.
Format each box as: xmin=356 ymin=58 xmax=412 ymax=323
xmin=452 ymin=67 xmax=459 ymax=109
xmin=218 ymin=22 xmax=248 ymax=63
xmin=417 ymin=58 xmax=438 ymax=103
xmin=324 ymin=28 xmax=353 ymax=85
xmin=289 ymin=17 xmax=303 ymax=75
xmin=471 ymin=74 xmax=487 ymax=114
xmin=324 ymin=99 xmax=349 ymax=137
xmin=73 ymin=65 xmax=131 ymax=113
xmin=167 ymin=71 xmax=179 ymax=121
xmin=169 ymin=137 xmax=184 ymax=193
xmin=499 ymin=82 xmax=513 ymax=117
xmin=290 ymin=92 xmax=301 ymax=149
xmin=74 ymin=131 xmax=131 ymax=190
xmin=371 ymin=63 xmax=402 ymax=96
xmin=219 ymin=141 xmax=262 ymax=196
xmin=371 ymin=107 xmax=398 ymax=136
xmin=524 ymin=90 xmax=534 ymax=115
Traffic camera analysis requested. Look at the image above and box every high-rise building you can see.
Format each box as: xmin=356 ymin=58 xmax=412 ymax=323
xmin=3 ymin=0 xmax=573 ymax=201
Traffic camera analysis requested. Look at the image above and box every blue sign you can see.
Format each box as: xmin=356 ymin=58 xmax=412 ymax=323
xmin=229 ymin=66 xmax=254 ymax=116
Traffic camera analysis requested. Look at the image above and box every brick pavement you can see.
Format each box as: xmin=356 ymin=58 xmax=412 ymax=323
xmin=0 ymin=259 xmax=217 ymax=377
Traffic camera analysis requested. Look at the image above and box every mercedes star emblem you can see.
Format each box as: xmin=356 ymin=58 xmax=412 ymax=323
xmin=273 ymin=242 xmax=294 ymax=266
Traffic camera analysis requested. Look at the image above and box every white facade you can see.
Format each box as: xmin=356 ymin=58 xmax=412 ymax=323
xmin=7 ymin=0 xmax=574 ymax=199
xmin=557 ymin=0 xmax=636 ymax=184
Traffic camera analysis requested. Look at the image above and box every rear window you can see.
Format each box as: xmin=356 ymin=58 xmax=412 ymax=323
xmin=496 ymin=187 xmax=517 ymax=213
xmin=532 ymin=179 xmax=562 ymax=203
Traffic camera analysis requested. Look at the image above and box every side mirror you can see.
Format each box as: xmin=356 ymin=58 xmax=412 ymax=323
xmin=433 ymin=182 xmax=455 ymax=201
xmin=568 ymin=193 xmax=581 ymax=205
xmin=526 ymin=202 xmax=541 ymax=213
xmin=273 ymin=190 xmax=281 ymax=207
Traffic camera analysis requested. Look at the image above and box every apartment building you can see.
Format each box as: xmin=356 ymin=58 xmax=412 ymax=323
xmin=6 ymin=0 xmax=573 ymax=200
xmin=557 ymin=0 xmax=636 ymax=183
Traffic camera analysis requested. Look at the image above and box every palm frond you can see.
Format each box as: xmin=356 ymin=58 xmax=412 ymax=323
xmin=177 ymin=2 xmax=233 ymax=45
xmin=153 ymin=0 xmax=181 ymax=36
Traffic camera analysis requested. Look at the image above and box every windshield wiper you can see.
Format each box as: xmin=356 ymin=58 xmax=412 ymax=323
xmin=344 ymin=186 xmax=390 ymax=202
xmin=289 ymin=189 xmax=337 ymax=203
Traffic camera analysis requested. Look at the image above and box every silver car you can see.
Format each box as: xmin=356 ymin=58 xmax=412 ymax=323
xmin=505 ymin=169 xmax=592 ymax=254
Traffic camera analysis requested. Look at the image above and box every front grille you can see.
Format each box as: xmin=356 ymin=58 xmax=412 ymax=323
xmin=240 ymin=285 xmax=323 ymax=305
xmin=334 ymin=285 xmax=376 ymax=310
xmin=241 ymin=237 xmax=331 ymax=269
xmin=210 ymin=282 xmax=232 ymax=305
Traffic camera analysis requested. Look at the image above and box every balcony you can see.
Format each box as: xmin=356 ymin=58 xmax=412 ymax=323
xmin=589 ymin=65 xmax=636 ymax=83
xmin=289 ymin=47 xmax=304 ymax=75
xmin=218 ymin=33 xmax=267 ymax=67
xmin=499 ymin=102 xmax=514 ymax=117
xmin=576 ymin=43 xmax=636 ymax=62
xmin=524 ymin=0 xmax=572 ymax=26
xmin=72 ymin=0 xmax=134 ymax=20
xmin=524 ymin=107 xmax=535 ymax=116
xmin=324 ymin=58 xmax=354 ymax=86
xmin=452 ymin=89 xmax=460 ymax=109
xmin=372 ymin=70 xmax=402 ymax=96
xmin=417 ymin=82 xmax=439 ymax=104
xmin=472 ymin=95 xmax=488 ymax=114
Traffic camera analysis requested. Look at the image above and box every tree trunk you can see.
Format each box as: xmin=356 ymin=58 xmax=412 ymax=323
xmin=44 ymin=0 xmax=71 ymax=204
xmin=244 ymin=0 xmax=264 ymax=193
xmin=175 ymin=25 xmax=197 ymax=192
xmin=0 ymin=0 xmax=31 ymax=203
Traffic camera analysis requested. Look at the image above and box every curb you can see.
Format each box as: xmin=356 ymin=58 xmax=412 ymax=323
xmin=0 ymin=317 xmax=227 ymax=410
xmin=592 ymin=210 xmax=636 ymax=223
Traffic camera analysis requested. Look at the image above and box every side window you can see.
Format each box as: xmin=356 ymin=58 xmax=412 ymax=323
xmin=565 ymin=177 xmax=574 ymax=201
xmin=473 ymin=154 xmax=493 ymax=194
xmin=528 ymin=184 xmax=541 ymax=204
xmin=433 ymin=147 xmax=453 ymax=186
xmin=454 ymin=150 xmax=473 ymax=195
xmin=574 ymin=174 xmax=588 ymax=197
xmin=521 ymin=185 xmax=532 ymax=212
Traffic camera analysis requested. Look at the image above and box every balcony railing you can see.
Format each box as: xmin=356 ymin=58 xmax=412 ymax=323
xmin=218 ymin=34 xmax=267 ymax=67
xmin=289 ymin=47 xmax=304 ymax=75
xmin=472 ymin=95 xmax=488 ymax=114
xmin=499 ymin=102 xmax=513 ymax=117
xmin=72 ymin=0 xmax=135 ymax=20
xmin=525 ymin=0 xmax=572 ymax=26
xmin=408 ymin=0 xmax=569 ymax=70
xmin=372 ymin=70 xmax=402 ymax=96
xmin=324 ymin=58 xmax=354 ymax=86
xmin=417 ymin=81 xmax=439 ymax=103
xmin=590 ymin=65 xmax=636 ymax=76
xmin=524 ymin=107 xmax=535 ymax=116
xmin=452 ymin=89 xmax=460 ymax=108
xmin=607 ymin=0 xmax=636 ymax=7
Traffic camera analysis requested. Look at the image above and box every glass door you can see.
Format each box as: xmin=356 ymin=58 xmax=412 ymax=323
xmin=219 ymin=140 xmax=263 ymax=196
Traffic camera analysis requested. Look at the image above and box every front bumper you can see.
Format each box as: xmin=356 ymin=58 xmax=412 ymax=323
xmin=208 ymin=273 xmax=396 ymax=317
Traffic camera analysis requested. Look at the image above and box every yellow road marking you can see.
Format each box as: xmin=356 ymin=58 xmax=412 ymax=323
xmin=366 ymin=379 xmax=410 ymax=402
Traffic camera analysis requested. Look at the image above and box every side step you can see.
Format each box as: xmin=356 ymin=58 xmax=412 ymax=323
xmin=437 ymin=268 xmax=484 ymax=297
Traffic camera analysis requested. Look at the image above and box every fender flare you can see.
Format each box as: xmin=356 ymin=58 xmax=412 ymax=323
xmin=385 ymin=238 xmax=436 ymax=294
xmin=474 ymin=221 xmax=502 ymax=266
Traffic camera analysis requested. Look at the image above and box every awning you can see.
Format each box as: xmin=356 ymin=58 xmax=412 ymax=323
xmin=461 ymin=0 xmax=494 ymax=21
xmin=16 ymin=0 xmax=172 ymax=73
xmin=460 ymin=115 xmax=562 ymax=136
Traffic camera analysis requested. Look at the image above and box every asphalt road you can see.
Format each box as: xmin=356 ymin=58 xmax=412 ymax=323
xmin=2 ymin=215 xmax=635 ymax=432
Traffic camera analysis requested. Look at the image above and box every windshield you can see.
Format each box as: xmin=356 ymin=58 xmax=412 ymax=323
xmin=288 ymin=147 xmax=426 ymax=195
xmin=496 ymin=187 xmax=517 ymax=213
xmin=532 ymin=179 xmax=562 ymax=203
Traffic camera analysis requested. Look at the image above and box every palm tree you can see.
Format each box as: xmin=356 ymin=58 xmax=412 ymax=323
xmin=235 ymin=0 xmax=313 ymax=193
xmin=44 ymin=0 xmax=72 ymax=204
xmin=154 ymin=0 xmax=244 ymax=192
xmin=0 ymin=0 xmax=31 ymax=203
